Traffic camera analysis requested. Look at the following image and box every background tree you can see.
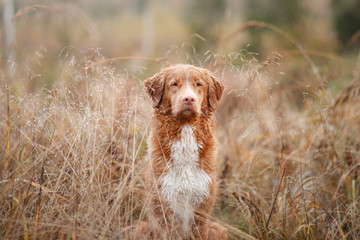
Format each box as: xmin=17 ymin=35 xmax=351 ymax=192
xmin=244 ymin=0 xmax=303 ymax=53
xmin=331 ymin=0 xmax=360 ymax=49
xmin=185 ymin=0 xmax=226 ymax=53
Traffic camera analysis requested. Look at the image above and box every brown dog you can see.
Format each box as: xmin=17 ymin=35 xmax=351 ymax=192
xmin=138 ymin=64 xmax=227 ymax=239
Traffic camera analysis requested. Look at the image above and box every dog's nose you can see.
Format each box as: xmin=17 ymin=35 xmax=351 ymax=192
xmin=183 ymin=96 xmax=195 ymax=105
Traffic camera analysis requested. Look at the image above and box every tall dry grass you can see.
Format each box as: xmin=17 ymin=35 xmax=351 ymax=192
xmin=1 ymin=20 xmax=360 ymax=240
xmin=0 ymin=48 xmax=153 ymax=239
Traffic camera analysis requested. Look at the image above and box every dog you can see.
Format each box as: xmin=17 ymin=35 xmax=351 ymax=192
xmin=138 ymin=64 xmax=227 ymax=239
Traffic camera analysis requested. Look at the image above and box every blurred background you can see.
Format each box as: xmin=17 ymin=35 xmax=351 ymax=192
xmin=1 ymin=0 xmax=359 ymax=91
xmin=1 ymin=1 xmax=360 ymax=239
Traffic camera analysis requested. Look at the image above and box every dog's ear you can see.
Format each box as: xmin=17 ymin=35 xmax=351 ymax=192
xmin=144 ymin=71 xmax=166 ymax=108
xmin=207 ymin=73 xmax=224 ymax=111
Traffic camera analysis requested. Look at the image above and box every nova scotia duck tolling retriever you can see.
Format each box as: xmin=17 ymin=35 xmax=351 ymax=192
xmin=137 ymin=64 xmax=227 ymax=240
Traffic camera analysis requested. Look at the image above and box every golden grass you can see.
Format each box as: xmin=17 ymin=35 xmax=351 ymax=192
xmin=1 ymin=46 xmax=359 ymax=239
xmin=1 ymin=10 xmax=360 ymax=238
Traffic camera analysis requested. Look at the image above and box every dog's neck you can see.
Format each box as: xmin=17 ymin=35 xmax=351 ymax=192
xmin=170 ymin=125 xmax=202 ymax=166
xmin=153 ymin=111 xmax=215 ymax=133
xmin=150 ymin=111 xmax=217 ymax=169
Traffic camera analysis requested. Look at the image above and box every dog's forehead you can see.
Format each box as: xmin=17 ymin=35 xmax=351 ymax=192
xmin=166 ymin=65 xmax=205 ymax=80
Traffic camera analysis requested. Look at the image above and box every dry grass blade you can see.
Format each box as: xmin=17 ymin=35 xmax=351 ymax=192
xmin=4 ymin=86 xmax=11 ymax=172
xmin=23 ymin=214 xmax=29 ymax=240
xmin=225 ymin=225 xmax=259 ymax=240
xmin=265 ymin=167 xmax=285 ymax=229
xmin=11 ymin=4 xmax=58 ymax=22
xmin=232 ymin=192 xmax=265 ymax=237
xmin=346 ymin=29 xmax=360 ymax=49
xmin=223 ymin=20 xmax=322 ymax=83
xmin=87 ymin=56 xmax=167 ymax=68
xmin=334 ymin=81 xmax=360 ymax=106
xmin=19 ymin=179 xmax=72 ymax=203
xmin=282 ymin=49 xmax=344 ymax=63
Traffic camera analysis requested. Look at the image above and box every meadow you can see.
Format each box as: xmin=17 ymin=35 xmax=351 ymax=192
xmin=1 ymin=2 xmax=360 ymax=239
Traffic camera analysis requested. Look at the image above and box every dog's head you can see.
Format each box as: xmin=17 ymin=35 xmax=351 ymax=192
xmin=144 ymin=64 xmax=224 ymax=120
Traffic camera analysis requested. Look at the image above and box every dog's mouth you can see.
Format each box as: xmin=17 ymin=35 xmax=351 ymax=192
xmin=181 ymin=109 xmax=195 ymax=116
xmin=176 ymin=106 xmax=198 ymax=119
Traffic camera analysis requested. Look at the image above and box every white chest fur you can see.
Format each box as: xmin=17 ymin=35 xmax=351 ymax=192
xmin=160 ymin=125 xmax=211 ymax=235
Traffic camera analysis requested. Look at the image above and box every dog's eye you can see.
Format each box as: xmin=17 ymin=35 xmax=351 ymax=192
xmin=196 ymin=82 xmax=202 ymax=87
xmin=172 ymin=82 xmax=178 ymax=87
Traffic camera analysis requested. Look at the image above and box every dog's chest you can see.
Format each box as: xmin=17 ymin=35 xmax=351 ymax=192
xmin=160 ymin=125 xmax=211 ymax=235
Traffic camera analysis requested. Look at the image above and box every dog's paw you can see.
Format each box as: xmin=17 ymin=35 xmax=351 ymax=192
xmin=208 ymin=221 xmax=227 ymax=240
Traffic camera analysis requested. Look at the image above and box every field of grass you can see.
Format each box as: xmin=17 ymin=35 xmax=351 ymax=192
xmin=1 ymin=3 xmax=360 ymax=240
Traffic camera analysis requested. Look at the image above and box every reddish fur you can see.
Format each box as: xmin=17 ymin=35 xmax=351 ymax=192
xmin=134 ymin=64 xmax=227 ymax=240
